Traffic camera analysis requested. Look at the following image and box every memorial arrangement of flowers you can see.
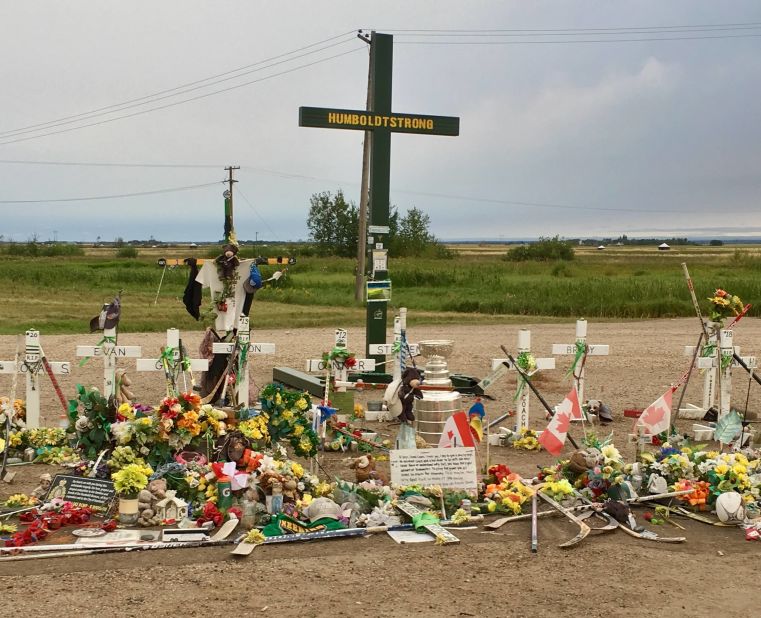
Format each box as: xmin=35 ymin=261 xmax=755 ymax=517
xmin=707 ymin=288 xmax=745 ymax=325
xmin=322 ymin=346 xmax=357 ymax=369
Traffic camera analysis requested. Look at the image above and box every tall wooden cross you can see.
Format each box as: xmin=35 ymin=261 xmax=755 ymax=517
xmin=299 ymin=31 xmax=459 ymax=370
xmin=76 ymin=328 xmax=142 ymax=398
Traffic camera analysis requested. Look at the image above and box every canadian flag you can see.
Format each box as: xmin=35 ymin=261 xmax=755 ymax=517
xmin=556 ymin=386 xmax=583 ymax=421
xmin=636 ymin=389 xmax=672 ymax=435
xmin=438 ymin=411 xmax=476 ymax=448
xmin=538 ymin=408 xmax=572 ymax=456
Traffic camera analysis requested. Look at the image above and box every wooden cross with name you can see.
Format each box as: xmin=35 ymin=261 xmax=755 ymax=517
xmin=76 ymin=327 xmax=142 ymax=399
xmin=486 ymin=329 xmax=555 ymax=431
xmin=211 ymin=315 xmax=276 ymax=407
xmin=299 ymin=31 xmax=459 ymax=370
xmin=136 ymin=328 xmax=209 ymax=396
xmin=0 ymin=330 xmax=70 ymax=428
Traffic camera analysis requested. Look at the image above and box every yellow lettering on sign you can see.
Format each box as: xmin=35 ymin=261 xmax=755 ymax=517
xmin=389 ymin=117 xmax=397 ymax=128
xmin=374 ymin=115 xmax=381 ymax=126
xmin=426 ymin=119 xmax=434 ymax=130
xmin=328 ymin=112 xmax=336 ymax=123
xmin=382 ymin=116 xmax=390 ymax=127
xmin=359 ymin=115 xmax=367 ymax=126
xmin=352 ymin=114 xmax=359 ymax=124
xmin=404 ymin=118 xmax=412 ymax=128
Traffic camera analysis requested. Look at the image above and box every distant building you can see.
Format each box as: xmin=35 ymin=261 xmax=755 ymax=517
xmin=658 ymin=243 xmax=670 ymax=251
xmin=597 ymin=245 xmax=605 ymax=250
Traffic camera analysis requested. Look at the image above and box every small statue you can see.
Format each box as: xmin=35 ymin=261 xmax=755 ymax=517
xmin=32 ymin=473 xmax=53 ymax=500
xmin=115 ymin=368 xmax=135 ymax=406
xmin=137 ymin=478 xmax=168 ymax=526
xmin=585 ymin=400 xmax=613 ymax=424
xmin=348 ymin=454 xmax=389 ymax=485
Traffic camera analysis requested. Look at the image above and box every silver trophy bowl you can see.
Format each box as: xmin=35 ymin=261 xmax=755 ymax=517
xmin=418 ymin=339 xmax=454 ymax=386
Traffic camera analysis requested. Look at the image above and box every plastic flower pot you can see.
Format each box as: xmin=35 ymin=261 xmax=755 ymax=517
xmin=118 ymin=496 xmax=139 ymax=525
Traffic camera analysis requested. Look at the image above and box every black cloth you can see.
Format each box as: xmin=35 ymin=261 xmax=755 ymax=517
xmin=182 ymin=258 xmax=203 ymax=320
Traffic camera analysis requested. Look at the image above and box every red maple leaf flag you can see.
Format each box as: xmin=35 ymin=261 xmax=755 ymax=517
xmin=555 ymin=386 xmax=583 ymax=421
xmin=438 ymin=411 xmax=476 ymax=448
xmin=636 ymin=389 xmax=672 ymax=435
xmin=538 ymin=410 xmax=572 ymax=456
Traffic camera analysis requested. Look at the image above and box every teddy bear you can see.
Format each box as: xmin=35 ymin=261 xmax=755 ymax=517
xmin=348 ymin=454 xmax=389 ymax=485
xmin=397 ymin=367 xmax=423 ymax=423
xmin=282 ymin=478 xmax=299 ymax=503
xmin=214 ymin=243 xmax=240 ymax=281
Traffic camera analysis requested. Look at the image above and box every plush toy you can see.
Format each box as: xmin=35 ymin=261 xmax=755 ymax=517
xmin=258 ymin=469 xmax=285 ymax=495
xmin=567 ymin=450 xmax=596 ymax=474
xmin=214 ymin=243 xmax=240 ymax=281
xmin=115 ymin=368 xmax=135 ymax=406
xmin=585 ymin=400 xmax=613 ymax=424
xmin=397 ymin=367 xmax=423 ymax=423
xmin=282 ymin=478 xmax=299 ymax=503
xmin=348 ymin=454 xmax=389 ymax=485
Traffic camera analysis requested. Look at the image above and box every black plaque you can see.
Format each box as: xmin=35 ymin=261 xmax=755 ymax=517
xmin=45 ymin=474 xmax=116 ymax=513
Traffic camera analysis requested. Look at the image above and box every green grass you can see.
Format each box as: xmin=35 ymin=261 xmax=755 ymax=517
xmin=0 ymin=247 xmax=757 ymax=334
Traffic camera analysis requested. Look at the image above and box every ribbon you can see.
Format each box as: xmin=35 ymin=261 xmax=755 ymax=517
xmin=78 ymin=336 xmax=117 ymax=367
xmin=411 ymin=512 xmax=440 ymax=531
xmin=513 ymin=352 xmax=536 ymax=401
xmin=565 ymin=340 xmax=587 ymax=378
xmin=236 ymin=342 xmax=250 ymax=385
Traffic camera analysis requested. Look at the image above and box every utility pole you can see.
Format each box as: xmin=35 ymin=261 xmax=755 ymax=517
xmin=224 ymin=165 xmax=240 ymax=245
xmin=355 ymin=31 xmax=372 ymax=302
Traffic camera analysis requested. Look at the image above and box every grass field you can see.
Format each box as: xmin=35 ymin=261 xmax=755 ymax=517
xmin=1 ymin=243 xmax=759 ymax=334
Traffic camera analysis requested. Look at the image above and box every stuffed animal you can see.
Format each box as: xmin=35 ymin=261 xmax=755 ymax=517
xmin=585 ymin=400 xmax=613 ymax=424
xmin=115 ymin=368 xmax=135 ymax=406
xmin=214 ymin=243 xmax=240 ymax=281
xmin=282 ymin=478 xmax=299 ymax=503
xmin=397 ymin=367 xmax=423 ymax=423
xmin=348 ymin=454 xmax=389 ymax=485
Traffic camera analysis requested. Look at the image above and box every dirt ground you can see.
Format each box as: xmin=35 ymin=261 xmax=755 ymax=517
xmin=1 ymin=318 xmax=759 ymax=617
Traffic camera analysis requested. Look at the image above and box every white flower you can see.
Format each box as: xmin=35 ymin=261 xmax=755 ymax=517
xmin=75 ymin=416 xmax=93 ymax=433
xmin=601 ymin=444 xmax=621 ymax=464
xmin=297 ymin=482 xmax=305 ymax=492
xmin=110 ymin=421 xmax=133 ymax=445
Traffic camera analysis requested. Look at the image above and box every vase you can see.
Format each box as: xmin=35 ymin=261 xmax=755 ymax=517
xmin=118 ymin=496 xmax=139 ymax=525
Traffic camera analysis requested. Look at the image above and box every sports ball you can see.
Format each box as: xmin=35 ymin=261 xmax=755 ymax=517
xmin=715 ymin=492 xmax=745 ymax=523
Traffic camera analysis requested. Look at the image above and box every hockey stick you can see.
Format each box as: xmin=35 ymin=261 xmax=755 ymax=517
xmin=536 ymin=490 xmax=590 ymax=548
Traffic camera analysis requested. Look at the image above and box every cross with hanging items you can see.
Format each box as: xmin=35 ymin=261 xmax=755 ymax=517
xmin=75 ymin=327 xmax=142 ymax=399
xmin=136 ymin=328 xmax=209 ymax=397
xmin=211 ymin=315 xmax=276 ymax=408
xmin=482 ymin=329 xmax=555 ymax=431
xmin=552 ymin=319 xmax=609 ymax=407
xmin=299 ymin=30 xmax=459 ymax=373
xmin=0 ymin=330 xmax=70 ymax=428
xmin=367 ymin=308 xmax=419 ymax=381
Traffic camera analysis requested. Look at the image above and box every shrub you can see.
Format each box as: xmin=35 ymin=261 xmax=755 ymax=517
xmin=116 ymin=246 xmax=139 ymax=258
xmin=504 ymin=236 xmax=575 ymax=262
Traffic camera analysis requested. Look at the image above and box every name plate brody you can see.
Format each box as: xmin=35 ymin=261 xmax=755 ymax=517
xmin=390 ymin=447 xmax=477 ymax=494
xmin=45 ymin=474 xmax=116 ymax=514
xmin=552 ymin=344 xmax=609 ymax=356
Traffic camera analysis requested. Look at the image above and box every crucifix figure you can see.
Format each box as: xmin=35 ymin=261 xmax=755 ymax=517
xmin=299 ymin=31 xmax=459 ymax=371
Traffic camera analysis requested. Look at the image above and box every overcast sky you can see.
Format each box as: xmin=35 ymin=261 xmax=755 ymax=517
xmin=1 ymin=1 xmax=760 ymax=242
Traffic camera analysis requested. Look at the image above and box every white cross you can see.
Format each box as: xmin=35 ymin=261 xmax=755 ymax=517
xmin=306 ymin=329 xmax=376 ymax=378
xmin=367 ymin=308 xmax=419 ymax=381
xmin=683 ymin=329 xmax=756 ymax=420
xmin=485 ymin=329 xmax=555 ymax=431
xmin=75 ymin=328 xmax=142 ymax=399
xmin=211 ymin=316 xmax=276 ymax=407
xmin=551 ymin=319 xmax=609 ymax=404
xmin=0 ymin=330 xmax=70 ymax=428
xmin=137 ymin=328 xmax=209 ymax=395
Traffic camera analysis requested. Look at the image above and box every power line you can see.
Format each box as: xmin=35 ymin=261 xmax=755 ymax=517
xmin=0 ymin=46 xmax=366 ymax=146
xmin=396 ymin=33 xmax=761 ymax=45
xmin=382 ymin=21 xmax=761 ymax=33
xmin=235 ymin=187 xmax=280 ymax=241
xmin=0 ymin=31 xmax=358 ymax=139
xmin=0 ymin=159 xmax=222 ymax=168
xmin=0 ymin=181 xmax=223 ymax=204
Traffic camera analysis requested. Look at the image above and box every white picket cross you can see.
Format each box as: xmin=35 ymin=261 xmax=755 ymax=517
xmin=211 ymin=316 xmax=275 ymax=407
xmin=682 ymin=328 xmax=755 ymax=418
xmin=137 ymin=328 xmax=209 ymax=395
xmin=306 ymin=329 xmax=376 ymax=378
xmin=551 ymin=319 xmax=609 ymax=404
xmin=490 ymin=329 xmax=555 ymax=431
xmin=76 ymin=328 xmax=141 ymax=398
xmin=0 ymin=330 xmax=70 ymax=428
xmin=368 ymin=308 xmax=419 ymax=381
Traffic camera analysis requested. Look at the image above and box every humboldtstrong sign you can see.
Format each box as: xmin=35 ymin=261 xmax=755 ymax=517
xmin=299 ymin=106 xmax=459 ymax=136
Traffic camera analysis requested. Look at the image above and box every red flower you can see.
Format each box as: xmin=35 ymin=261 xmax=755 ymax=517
xmin=344 ymin=356 xmax=357 ymax=369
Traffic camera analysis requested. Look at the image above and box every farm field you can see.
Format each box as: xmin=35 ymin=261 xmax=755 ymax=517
xmin=1 ymin=243 xmax=759 ymax=335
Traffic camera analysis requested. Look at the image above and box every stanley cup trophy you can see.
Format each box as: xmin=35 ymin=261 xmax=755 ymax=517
xmin=415 ymin=340 xmax=461 ymax=445
xmin=418 ymin=340 xmax=454 ymax=386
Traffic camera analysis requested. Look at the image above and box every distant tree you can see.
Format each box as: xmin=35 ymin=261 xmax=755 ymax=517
xmin=504 ymin=235 xmax=575 ymax=262
xmin=306 ymin=190 xmax=358 ymax=257
xmin=709 ymin=239 xmax=724 ymax=246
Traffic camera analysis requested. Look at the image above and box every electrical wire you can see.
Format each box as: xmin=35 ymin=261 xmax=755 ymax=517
xmin=0 ymin=46 xmax=366 ymax=146
xmin=0 ymin=31 xmax=358 ymax=139
xmin=235 ymin=186 xmax=281 ymax=241
xmin=0 ymin=159 xmax=222 ymax=168
xmin=395 ymin=33 xmax=761 ymax=45
xmin=0 ymin=181 xmax=223 ymax=204
xmin=382 ymin=21 xmax=761 ymax=33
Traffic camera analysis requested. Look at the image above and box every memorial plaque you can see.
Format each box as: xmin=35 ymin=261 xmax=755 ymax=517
xmin=45 ymin=474 xmax=116 ymax=513
xmin=390 ymin=447 xmax=477 ymax=493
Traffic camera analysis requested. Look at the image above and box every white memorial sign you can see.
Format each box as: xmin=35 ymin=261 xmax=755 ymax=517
xmin=390 ymin=447 xmax=478 ymax=493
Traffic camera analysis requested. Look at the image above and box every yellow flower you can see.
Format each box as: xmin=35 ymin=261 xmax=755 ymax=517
xmin=291 ymin=462 xmax=304 ymax=478
xmin=706 ymin=451 xmax=720 ymax=459
xmin=293 ymin=424 xmax=304 ymax=437
xmin=9 ymin=432 xmax=21 ymax=447
xmin=139 ymin=417 xmax=152 ymax=426
xmin=282 ymin=409 xmax=294 ymax=422
xmin=0 ymin=438 xmax=4 ymax=452
xmin=715 ymin=464 xmax=730 ymax=475
xmin=487 ymin=500 xmax=497 ymax=513
xmin=296 ymin=398 xmax=309 ymax=411
xmin=118 ymin=403 xmax=134 ymax=419
xmin=244 ymin=529 xmax=266 ymax=545
xmin=275 ymin=394 xmax=282 ymax=405
xmin=732 ymin=464 xmax=747 ymax=476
